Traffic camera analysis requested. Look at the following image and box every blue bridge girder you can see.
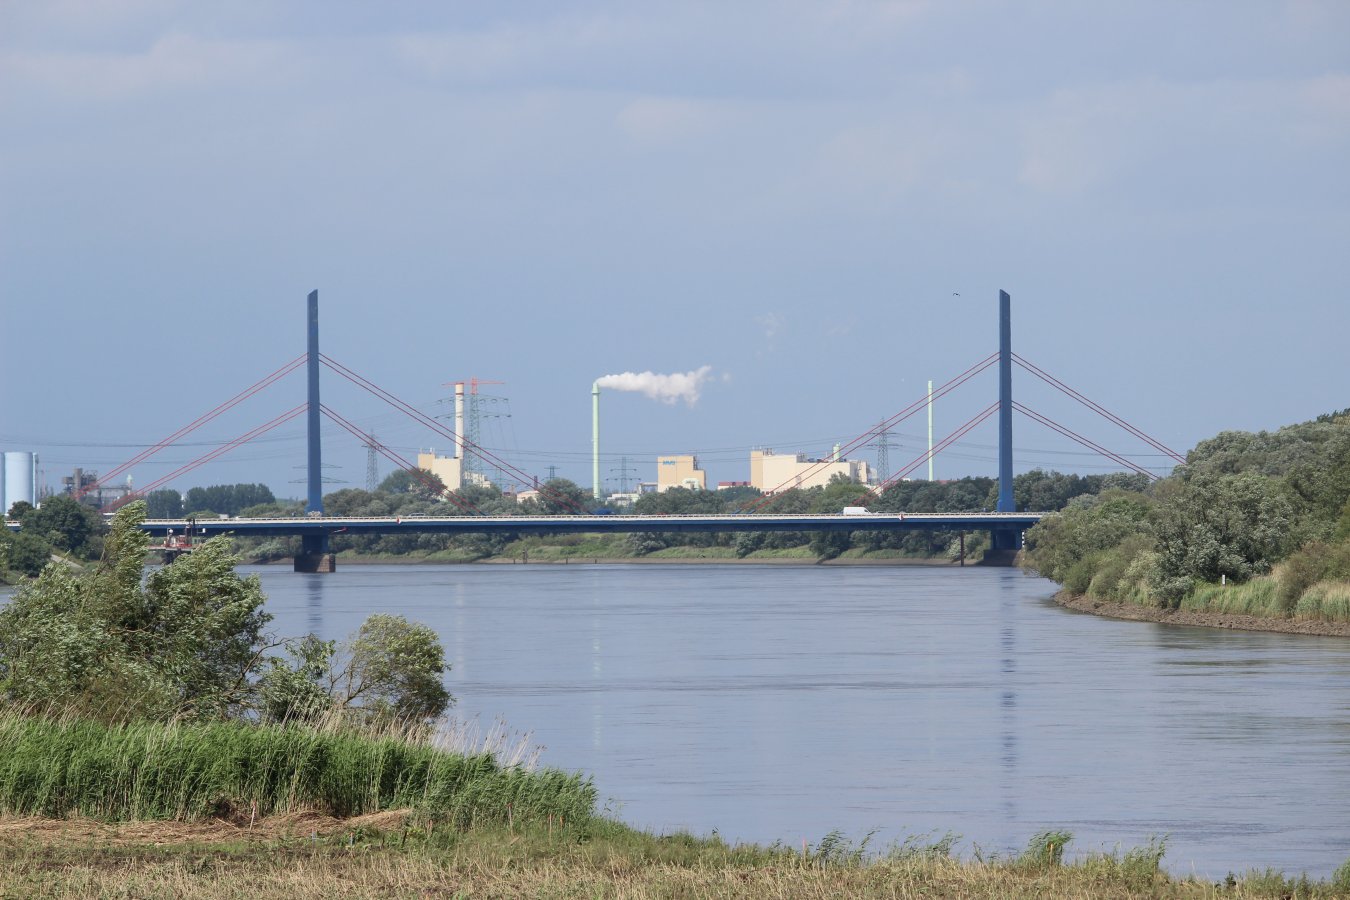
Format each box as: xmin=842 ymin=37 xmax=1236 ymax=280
xmin=139 ymin=512 xmax=1042 ymax=539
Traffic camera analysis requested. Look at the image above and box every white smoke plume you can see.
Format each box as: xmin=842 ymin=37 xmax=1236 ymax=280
xmin=596 ymin=366 xmax=714 ymax=406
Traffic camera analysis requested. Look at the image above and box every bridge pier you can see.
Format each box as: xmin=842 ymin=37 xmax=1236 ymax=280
xmin=295 ymin=532 xmax=336 ymax=573
xmin=983 ymin=525 xmax=1022 ymax=565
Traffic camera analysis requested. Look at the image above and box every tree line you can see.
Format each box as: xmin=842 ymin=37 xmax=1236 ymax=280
xmin=1021 ymin=408 xmax=1350 ymax=618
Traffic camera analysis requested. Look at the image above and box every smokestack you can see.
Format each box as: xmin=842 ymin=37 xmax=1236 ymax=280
xmin=592 ymin=381 xmax=601 ymax=500
xmin=454 ymin=383 xmax=465 ymax=460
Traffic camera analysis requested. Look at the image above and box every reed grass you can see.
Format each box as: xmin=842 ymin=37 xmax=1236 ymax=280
xmin=0 ymin=712 xmax=595 ymax=826
xmin=1183 ymin=576 xmax=1283 ymax=617
xmin=1296 ymin=581 xmax=1350 ymax=623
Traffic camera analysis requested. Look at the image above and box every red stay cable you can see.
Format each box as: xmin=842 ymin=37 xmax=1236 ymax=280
xmin=746 ymin=352 xmax=999 ymax=509
xmin=319 ymin=355 xmax=586 ymax=513
xmin=320 ymin=405 xmax=485 ymax=515
xmin=1012 ymin=354 xmax=1186 ymax=465
xmin=1013 ymin=402 xmax=1158 ymax=479
xmin=108 ymin=403 xmax=309 ymax=511
xmin=80 ymin=354 xmax=308 ymax=499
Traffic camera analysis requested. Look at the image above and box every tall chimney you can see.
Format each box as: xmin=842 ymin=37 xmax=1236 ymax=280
xmin=592 ymin=381 xmax=601 ymax=500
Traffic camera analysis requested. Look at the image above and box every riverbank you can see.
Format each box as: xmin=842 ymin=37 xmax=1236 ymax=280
xmin=324 ymin=552 xmax=966 ymax=567
xmin=1055 ymin=591 xmax=1350 ymax=637
xmin=3 ymin=814 xmax=1344 ymax=899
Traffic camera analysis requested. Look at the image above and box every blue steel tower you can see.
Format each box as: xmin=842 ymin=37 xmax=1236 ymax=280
xmin=997 ymin=289 xmax=1014 ymax=513
xmin=297 ymin=289 xmax=335 ymax=572
xmin=990 ymin=289 xmax=1021 ymax=556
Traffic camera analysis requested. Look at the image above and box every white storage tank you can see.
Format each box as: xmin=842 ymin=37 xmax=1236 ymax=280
xmin=3 ymin=451 xmax=36 ymax=514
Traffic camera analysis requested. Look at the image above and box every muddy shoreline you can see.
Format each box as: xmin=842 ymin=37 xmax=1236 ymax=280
xmin=1054 ymin=590 xmax=1350 ymax=637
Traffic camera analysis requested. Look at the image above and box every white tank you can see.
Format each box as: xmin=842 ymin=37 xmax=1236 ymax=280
xmin=3 ymin=452 xmax=36 ymax=514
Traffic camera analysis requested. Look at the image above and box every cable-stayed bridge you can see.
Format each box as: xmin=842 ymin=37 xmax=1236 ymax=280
xmin=66 ymin=290 xmax=1180 ymax=572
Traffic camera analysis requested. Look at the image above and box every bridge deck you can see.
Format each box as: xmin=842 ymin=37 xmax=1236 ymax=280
xmin=137 ymin=512 xmax=1042 ymax=538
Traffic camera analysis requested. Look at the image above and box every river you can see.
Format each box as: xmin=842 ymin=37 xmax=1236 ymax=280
xmin=238 ymin=562 xmax=1350 ymax=879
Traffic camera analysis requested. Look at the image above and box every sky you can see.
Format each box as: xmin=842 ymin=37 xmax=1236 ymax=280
xmin=2 ymin=1 xmax=1348 ymax=500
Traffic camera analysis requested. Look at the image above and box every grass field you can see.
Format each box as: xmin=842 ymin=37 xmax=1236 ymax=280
xmin=4 ymin=814 xmax=1348 ymax=899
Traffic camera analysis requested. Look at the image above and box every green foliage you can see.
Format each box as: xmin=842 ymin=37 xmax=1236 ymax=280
xmin=1274 ymin=541 xmax=1350 ymax=612
xmin=259 ymin=635 xmax=337 ymax=724
xmin=0 ymin=714 xmax=595 ymax=826
xmin=1020 ymin=410 xmax=1350 ymax=620
xmin=1020 ymin=829 xmax=1073 ymax=868
xmin=1154 ymin=473 xmax=1295 ymax=586
xmin=633 ymin=487 xmax=725 ymax=515
xmin=0 ymin=502 xmax=270 ymax=722
xmin=5 ymin=500 xmax=34 ymax=520
xmin=144 ymin=489 xmax=183 ymax=519
xmin=523 ymin=478 xmax=594 ymax=515
xmin=343 ymin=615 xmax=451 ymax=725
xmin=1332 ymin=856 xmax=1350 ymax=892
xmin=183 ymin=483 xmax=275 ymax=517
xmin=1021 ymin=490 xmax=1154 ymax=585
xmin=0 ymin=531 xmax=53 ymax=577
xmin=264 ymin=616 xmax=453 ymax=728
xmin=20 ymin=496 xmax=101 ymax=557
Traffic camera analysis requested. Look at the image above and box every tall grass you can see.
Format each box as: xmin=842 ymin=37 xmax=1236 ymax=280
xmin=1184 ymin=576 xmax=1283 ymax=617
xmin=0 ymin=712 xmax=595 ymax=825
xmin=1295 ymin=581 xmax=1350 ymax=623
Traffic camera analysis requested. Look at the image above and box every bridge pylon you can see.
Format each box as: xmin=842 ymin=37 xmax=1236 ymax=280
xmin=988 ymin=288 xmax=1022 ymax=560
xmin=296 ymin=289 xmax=336 ymax=573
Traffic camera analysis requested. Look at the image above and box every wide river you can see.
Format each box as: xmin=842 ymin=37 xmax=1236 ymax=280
xmin=6 ymin=562 xmax=1348 ymax=876
xmin=238 ymin=562 xmax=1350 ymax=879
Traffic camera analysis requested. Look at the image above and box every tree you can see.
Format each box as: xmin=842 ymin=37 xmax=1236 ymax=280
xmin=378 ymin=468 xmax=446 ymax=499
xmin=0 ymin=501 xmax=271 ymax=722
xmin=184 ymin=483 xmax=276 ymax=517
xmin=1154 ymin=472 xmax=1295 ymax=589
xmin=22 ymin=495 xmax=100 ymax=556
xmin=1 ymin=531 xmax=53 ymax=577
xmin=261 ymin=615 xmax=452 ymax=727
xmin=6 ymin=500 xmax=34 ymax=521
xmin=526 ymin=478 xmax=593 ymax=515
xmin=145 ymin=489 xmax=183 ymax=519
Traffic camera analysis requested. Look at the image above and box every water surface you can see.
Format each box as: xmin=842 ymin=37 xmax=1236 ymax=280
xmin=242 ymin=563 xmax=1350 ymax=878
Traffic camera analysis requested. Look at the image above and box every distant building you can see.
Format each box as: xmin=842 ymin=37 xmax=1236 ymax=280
xmin=60 ymin=467 xmax=133 ymax=508
xmin=717 ymin=481 xmax=751 ymax=490
xmin=416 ymin=451 xmax=492 ymax=494
xmin=750 ymin=449 xmax=871 ymax=494
xmin=656 ymin=455 xmax=706 ymax=492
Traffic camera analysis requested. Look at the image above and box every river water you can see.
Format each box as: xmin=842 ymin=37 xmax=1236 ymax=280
xmin=238 ymin=563 xmax=1350 ymax=879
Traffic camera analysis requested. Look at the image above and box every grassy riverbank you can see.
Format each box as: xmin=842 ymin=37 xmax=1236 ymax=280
xmin=2 ymin=713 xmax=1347 ymax=898
xmin=1055 ymin=590 xmax=1350 ymax=637
xmin=5 ymin=814 xmax=1349 ymax=898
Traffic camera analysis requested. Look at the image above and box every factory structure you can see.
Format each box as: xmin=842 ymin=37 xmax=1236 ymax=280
xmin=2 ymin=451 xmax=39 ymax=515
xmin=644 ymin=448 xmax=872 ymax=497
xmin=416 ymin=381 xmax=494 ymax=493
xmin=749 ymin=448 xmax=871 ymax=493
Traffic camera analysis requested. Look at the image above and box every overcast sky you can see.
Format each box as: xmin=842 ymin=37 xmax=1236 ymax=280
xmin=2 ymin=1 xmax=1347 ymax=499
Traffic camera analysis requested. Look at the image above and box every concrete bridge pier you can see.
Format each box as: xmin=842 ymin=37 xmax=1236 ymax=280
xmin=295 ymin=532 xmax=336 ymax=573
xmin=984 ymin=525 xmax=1022 ymax=565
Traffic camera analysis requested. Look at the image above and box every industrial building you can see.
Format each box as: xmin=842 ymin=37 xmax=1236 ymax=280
xmin=750 ymin=448 xmax=871 ymax=493
xmin=2 ymin=451 xmax=37 ymax=514
xmin=656 ymin=455 xmax=706 ymax=492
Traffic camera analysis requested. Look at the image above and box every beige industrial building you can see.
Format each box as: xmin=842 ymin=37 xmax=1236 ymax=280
xmin=416 ymin=450 xmax=493 ymax=493
xmin=656 ymin=455 xmax=706 ymax=492
xmin=750 ymin=449 xmax=871 ymax=493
